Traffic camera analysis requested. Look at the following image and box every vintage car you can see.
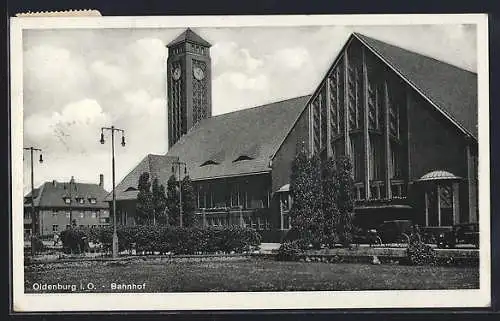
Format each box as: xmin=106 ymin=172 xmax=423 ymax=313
xmin=352 ymin=227 xmax=381 ymax=246
xmin=437 ymin=223 xmax=479 ymax=248
xmin=377 ymin=220 xmax=414 ymax=244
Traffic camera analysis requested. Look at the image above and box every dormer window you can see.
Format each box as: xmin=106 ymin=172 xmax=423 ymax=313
xmin=200 ymin=160 xmax=219 ymax=166
xmin=77 ymin=198 xmax=85 ymax=204
xmin=89 ymin=198 xmax=97 ymax=204
xmin=63 ymin=197 xmax=71 ymax=204
xmin=233 ymin=155 xmax=254 ymax=162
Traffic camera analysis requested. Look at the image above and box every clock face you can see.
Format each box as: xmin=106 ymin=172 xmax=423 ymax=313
xmin=172 ymin=67 xmax=181 ymax=80
xmin=193 ymin=67 xmax=205 ymax=80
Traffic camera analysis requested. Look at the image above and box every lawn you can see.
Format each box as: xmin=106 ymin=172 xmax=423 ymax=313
xmin=24 ymin=257 xmax=479 ymax=293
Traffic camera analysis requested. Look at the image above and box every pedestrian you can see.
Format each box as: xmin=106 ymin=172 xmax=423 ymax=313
xmin=53 ymin=232 xmax=60 ymax=246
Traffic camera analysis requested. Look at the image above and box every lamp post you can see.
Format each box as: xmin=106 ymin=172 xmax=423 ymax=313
xmin=23 ymin=147 xmax=43 ymax=256
xmin=100 ymin=126 xmax=126 ymax=258
xmin=172 ymin=160 xmax=187 ymax=227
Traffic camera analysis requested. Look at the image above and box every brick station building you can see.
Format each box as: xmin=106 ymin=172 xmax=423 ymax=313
xmin=109 ymin=29 xmax=478 ymax=241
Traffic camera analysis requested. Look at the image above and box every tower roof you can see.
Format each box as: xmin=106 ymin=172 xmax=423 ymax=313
xmin=167 ymin=28 xmax=212 ymax=47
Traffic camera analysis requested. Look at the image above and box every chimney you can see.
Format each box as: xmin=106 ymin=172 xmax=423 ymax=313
xmin=52 ymin=180 xmax=57 ymax=187
xmin=99 ymin=174 xmax=104 ymax=188
xmin=70 ymin=176 xmax=75 ymax=184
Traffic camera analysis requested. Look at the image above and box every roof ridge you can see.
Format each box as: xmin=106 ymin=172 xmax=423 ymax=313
xmin=209 ymin=95 xmax=312 ymax=120
xmin=353 ymin=32 xmax=476 ymax=75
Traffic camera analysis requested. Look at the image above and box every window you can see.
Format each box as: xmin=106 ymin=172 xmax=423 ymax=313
xmin=89 ymin=198 xmax=97 ymax=204
xmin=52 ymin=210 xmax=58 ymax=217
xmin=77 ymin=198 xmax=84 ymax=204
xmin=230 ymin=183 xmax=240 ymax=207
xmin=80 ymin=211 xmax=84 ymax=218
xmin=63 ymin=197 xmax=71 ymax=204
xmin=200 ymin=160 xmax=219 ymax=166
xmin=233 ymin=155 xmax=253 ymax=162
xmin=369 ymin=135 xmax=383 ymax=181
xmin=389 ymin=143 xmax=402 ymax=179
xmin=52 ymin=224 xmax=58 ymax=232
xmin=91 ymin=212 xmax=97 ymax=218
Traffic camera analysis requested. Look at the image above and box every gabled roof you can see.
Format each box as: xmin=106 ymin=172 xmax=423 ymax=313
xmin=353 ymin=33 xmax=478 ymax=139
xmin=24 ymin=181 xmax=109 ymax=209
xmin=107 ymin=154 xmax=179 ymax=201
xmin=167 ymin=28 xmax=212 ymax=47
xmin=165 ymin=95 xmax=311 ymax=181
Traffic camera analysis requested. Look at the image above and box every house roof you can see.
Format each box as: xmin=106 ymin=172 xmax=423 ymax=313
xmin=106 ymin=154 xmax=179 ymax=201
xmin=111 ymin=96 xmax=311 ymax=201
xmin=166 ymin=95 xmax=311 ymax=180
xmin=353 ymin=33 xmax=478 ymax=139
xmin=167 ymin=28 xmax=212 ymax=47
xmin=24 ymin=180 xmax=109 ymax=209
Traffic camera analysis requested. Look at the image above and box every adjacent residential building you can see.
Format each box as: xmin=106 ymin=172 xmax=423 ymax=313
xmin=109 ymin=29 xmax=478 ymax=241
xmin=24 ymin=175 xmax=110 ymax=237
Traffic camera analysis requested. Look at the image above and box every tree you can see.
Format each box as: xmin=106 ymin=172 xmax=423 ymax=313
xmin=136 ymin=172 xmax=153 ymax=225
xmin=322 ymin=157 xmax=339 ymax=248
xmin=181 ymin=175 xmax=197 ymax=227
xmin=152 ymin=178 xmax=168 ymax=225
xmin=333 ymin=156 xmax=355 ymax=247
xmin=308 ymin=154 xmax=324 ymax=248
xmin=288 ymin=149 xmax=323 ymax=248
xmin=166 ymin=174 xmax=180 ymax=226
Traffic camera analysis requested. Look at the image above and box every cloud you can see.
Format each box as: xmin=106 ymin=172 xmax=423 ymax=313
xmin=24 ymin=99 xmax=111 ymax=154
xmin=268 ymin=47 xmax=311 ymax=70
xmin=23 ymin=44 xmax=91 ymax=116
xmin=90 ymin=60 xmax=130 ymax=91
xmin=211 ymin=41 xmax=264 ymax=76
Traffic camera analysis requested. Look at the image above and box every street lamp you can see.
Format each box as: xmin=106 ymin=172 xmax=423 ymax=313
xmin=172 ymin=161 xmax=187 ymax=227
xmin=100 ymin=126 xmax=126 ymax=258
xmin=23 ymin=147 xmax=43 ymax=256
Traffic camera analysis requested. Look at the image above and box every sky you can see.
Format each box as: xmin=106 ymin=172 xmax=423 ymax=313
xmin=22 ymin=23 xmax=477 ymax=194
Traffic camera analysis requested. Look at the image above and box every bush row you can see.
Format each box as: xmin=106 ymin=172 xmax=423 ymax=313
xmin=60 ymin=225 xmax=262 ymax=255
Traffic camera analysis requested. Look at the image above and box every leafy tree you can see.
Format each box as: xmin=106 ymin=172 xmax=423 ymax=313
xmin=136 ymin=172 xmax=153 ymax=225
xmin=166 ymin=174 xmax=180 ymax=226
xmin=152 ymin=178 xmax=168 ymax=226
xmin=181 ymin=175 xmax=197 ymax=227
xmin=308 ymin=154 xmax=324 ymax=248
xmin=321 ymin=157 xmax=339 ymax=248
xmin=334 ymin=156 xmax=355 ymax=247
xmin=288 ymin=149 xmax=323 ymax=248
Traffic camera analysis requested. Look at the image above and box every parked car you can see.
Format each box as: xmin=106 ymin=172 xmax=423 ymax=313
xmin=377 ymin=220 xmax=413 ymax=244
xmin=437 ymin=223 xmax=479 ymax=249
xmin=352 ymin=227 xmax=382 ymax=246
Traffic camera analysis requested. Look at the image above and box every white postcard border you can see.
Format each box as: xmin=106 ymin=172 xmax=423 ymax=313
xmin=10 ymin=13 xmax=491 ymax=312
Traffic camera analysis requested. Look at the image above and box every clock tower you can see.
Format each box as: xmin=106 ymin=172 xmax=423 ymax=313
xmin=166 ymin=28 xmax=212 ymax=149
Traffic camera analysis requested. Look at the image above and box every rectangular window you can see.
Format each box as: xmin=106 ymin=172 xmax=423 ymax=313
xmin=230 ymin=183 xmax=240 ymax=207
xmin=80 ymin=212 xmax=84 ymax=218
xmin=91 ymin=212 xmax=97 ymax=218
xmin=52 ymin=224 xmax=58 ymax=232
xmin=390 ymin=143 xmax=402 ymax=179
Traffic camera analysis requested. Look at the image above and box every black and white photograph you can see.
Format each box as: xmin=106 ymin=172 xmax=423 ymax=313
xmin=10 ymin=14 xmax=490 ymax=311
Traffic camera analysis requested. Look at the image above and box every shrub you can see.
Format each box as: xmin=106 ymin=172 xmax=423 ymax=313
xmin=63 ymin=225 xmax=262 ymax=255
xmin=60 ymin=228 xmax=87 ymax=254
xmin=277 ymin=241 xmax=303 ymax=261
xmin=406 ymin=238 xmax=437 ymax=265
xmin=31 ymin=236 xmax=45 ymax=254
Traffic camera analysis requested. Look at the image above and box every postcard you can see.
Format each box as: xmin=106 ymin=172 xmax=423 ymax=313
xmin=10 ymin=13 xmax=490 ymax=311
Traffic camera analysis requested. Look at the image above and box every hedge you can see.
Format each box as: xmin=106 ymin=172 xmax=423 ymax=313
xmin=60 ymin=225 xmax=262 ymax=255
